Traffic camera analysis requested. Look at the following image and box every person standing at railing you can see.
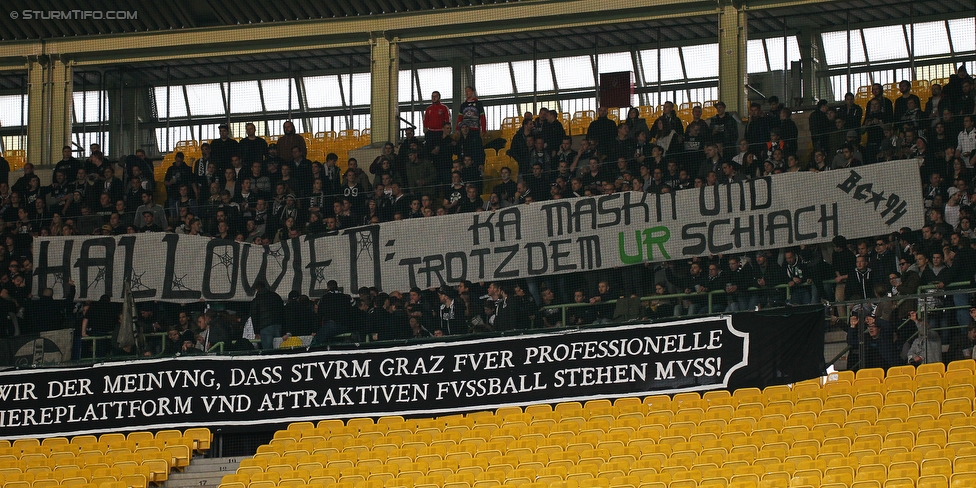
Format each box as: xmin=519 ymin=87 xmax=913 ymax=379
xmin=904 ymin=310 xmax=943 ymax=366
xmin=846 ymin=255 xmax=879 ymax=302
xmin=752 ymin=251 xmax=786 ymax=309
xmin=847 ymin=312 xmax=898 ymax=371
xmin=665 ymin=261 xmax=705 ymax=316
xmin=724 ymin=256 xmax=755 ymax=313
xmin=784 ymin=249 xmax=816 ymax=305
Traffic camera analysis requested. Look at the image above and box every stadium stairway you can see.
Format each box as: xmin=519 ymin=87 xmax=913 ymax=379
xmin=163 ymin=456 xmax=241 ymax=488
xmin=825 ymin=328 xmax=850 ymax=370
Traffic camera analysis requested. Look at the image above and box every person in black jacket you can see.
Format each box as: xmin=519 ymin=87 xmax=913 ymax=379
xmin=437 ymin=287 xmax=467 ymax=335
xmin=586 ymin=107 xmax=618 ymax=155
xmin=847 ymin=312 xmax=899 ymax=370
xmin=845 ymin=254 xmax=880 ymax=302
xmin=250 ymin=281 xmax=285 ymax=350
xmin=26 ymin=279 xmax=76 ymax=334
xmin=283 ymin=291 xmax=319 ymax=338
xmin=724 ymin=256 xmax=755 ymax=312
xmin=752 ymin=251 xmax=786 ymax=308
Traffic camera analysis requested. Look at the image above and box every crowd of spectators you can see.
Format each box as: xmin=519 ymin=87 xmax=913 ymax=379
xmin=4 ymin=67 xmax=976 ymax=367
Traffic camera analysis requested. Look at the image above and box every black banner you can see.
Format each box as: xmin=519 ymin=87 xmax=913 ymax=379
xmin=0 ymin=309 xmax=823 ymax=438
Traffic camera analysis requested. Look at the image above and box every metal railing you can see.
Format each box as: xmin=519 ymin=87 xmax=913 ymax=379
xmin=79 ymin=332 xmax=222 ymax=361
xmin=538 ymin=283 xmax=806 ymax=325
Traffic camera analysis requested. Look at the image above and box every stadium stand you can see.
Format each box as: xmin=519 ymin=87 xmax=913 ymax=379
xmin=0 ymin=428 xmax=209 ymax=488
xmin=202 ymin=361 xmax=976 ymax=488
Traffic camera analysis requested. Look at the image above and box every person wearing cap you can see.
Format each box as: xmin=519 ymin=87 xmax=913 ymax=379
xmin=847 ymin=311 xmax=898 ymax=370
xmin=264 ymin=143 xmax=285 ymax=170
xmin=437 ymin=287 xmax=466 ymax=335
xmin=209 ymin=124 xmax=240 ymax=172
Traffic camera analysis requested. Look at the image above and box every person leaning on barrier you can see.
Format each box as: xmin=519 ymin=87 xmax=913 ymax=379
xmin=904 ymin=310 xmax=943 ymax=366
xmin=847 ymin=310 xmax=899 ymax=370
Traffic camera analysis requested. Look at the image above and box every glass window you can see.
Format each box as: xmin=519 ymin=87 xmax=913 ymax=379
xmin=261 ymin=78 xmax=301 ymax=112
xmin=417 ymin=67 xmax=453 ymax=101
xmin=401 ymin=110 xmax=423 ymax=131
xmin=338 ymin=73 xmax=371 ymax=106
xmin=747 ymin=40 xmax=768 ymax=74
xmin=552 ymin=55 xmax=593 ymax=90
xmin=597 ymin=52 xmax=633 ymax=74
xmin=1 ymin=136 xmax=27 ymax=152
xmin=265 ymin=119 xmax=303 ymax=135
xmin=917 ymin=64 xmax=955 ymax=82
xmin=153 ymin=87 xmax=187 ymax=119
xmin=185 ymin=83 xmax=226 ymax=117
xmin=352 ymin=113 xmax=371 ymax=132
xmin=73 ymin=91 xmax=109 ymax=123
xmin=198 ymin=123 xmax=221 ymax=142
xmin=764 ymin=37 xmax=801 ymax=71
xmin=512 ymin=60 xmax=555 ymax=93
xmin=658 ymin=48 xmax=683 ymax=81
xmin=0 ymin=94 xmax=27 ymax=127
xmin=862 ymin=25 xmax=908 ymax=62
xmin=638 ymin=49 xmax=659 ymax=83
xmin=485 ymin=104 xmax=518 ymax=131
xmin=910 ymin=21 xmax=951 ymax=58
xmin=561 ymin=97 xmax=597 ymax=117
xmin=72 ymin=132 xmax=108 ymax=155
xmin=399 ymin=70 xmax=415 ymax=104
xmin=473 ymin=62 xmax=513 ymax=96
xmin=304 ymin=75 xmax=344 ymax=108
xmin=949 ymin=18 xmax=976 ymax=53
xmin=154 ymin=127 xmax=193 ymax=153
xmin=821 ymin=30 xmax=867 ymax=66
xmin=229 ymin=81 xmax=262 ymax=114
xmin=682 ymin=44 xmax=719 ymax=79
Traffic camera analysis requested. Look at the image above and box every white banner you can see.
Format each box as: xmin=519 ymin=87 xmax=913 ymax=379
xmin=34 ymin=160 xmax=924 ymax=302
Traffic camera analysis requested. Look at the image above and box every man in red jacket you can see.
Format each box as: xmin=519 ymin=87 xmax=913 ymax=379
xmin=424 ymin=91 xmax=452 ymax=139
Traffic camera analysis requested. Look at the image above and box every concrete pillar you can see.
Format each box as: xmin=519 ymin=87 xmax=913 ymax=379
xmin=370 ymin=34 xmax=399 ymax=145
xmin=450 ymin=59 xmax=475 ymax=130
xmin=717 ymin=3 xmax=747 ymax=115
xmin=26 ymin=57 xmax=73 ymax=167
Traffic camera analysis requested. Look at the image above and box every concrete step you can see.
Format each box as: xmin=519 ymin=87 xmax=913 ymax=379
xmin=165 ymin=475 xmax=228 ymax=488
xmin=162 ymin=456 xmax=241 ymax=488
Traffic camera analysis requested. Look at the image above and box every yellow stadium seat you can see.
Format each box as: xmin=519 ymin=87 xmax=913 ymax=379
xmin=918 ymin=363 xmax=946 ymax=376
xmin=951 ymin=473 xmax=976 ymax=488
xmin=886 ymin=480 xmax=916 ymax=488
xmin=918 ymin=475 xmax=950 ymax=488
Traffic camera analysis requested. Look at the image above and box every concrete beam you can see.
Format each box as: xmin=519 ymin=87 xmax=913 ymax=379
xmin=0 ymin=0 xmax=718 ymax=65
